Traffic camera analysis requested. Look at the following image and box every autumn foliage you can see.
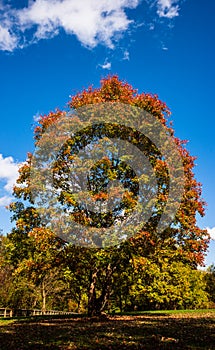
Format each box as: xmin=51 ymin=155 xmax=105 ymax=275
xmin=6 ymin=76 xmax=210 ymax=315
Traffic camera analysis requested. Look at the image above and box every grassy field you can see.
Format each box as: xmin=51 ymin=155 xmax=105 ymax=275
xmin=0 ymin=309 xmax=214 ymax=349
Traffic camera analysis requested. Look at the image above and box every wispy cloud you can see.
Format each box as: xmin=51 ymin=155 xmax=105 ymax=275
xmin=0 ymin=0 xmax=183 ymax=52
xmin=0 ymin=195 xmax=12 ymax=207
xmin=0 ymin=154 xmax=19 ymax=207
xmin=206 ymin=227 xmax=215 ymax=241
xmin=33 ymin=111 xmax=42 ymax=122
xmin=0 ymin=24 xmax=17 ymax=51
xmin=157 ymin=0 xmax=180 ymax=19
xmin=123 ymin=49 xmax=130 ymax=60
xmin=99 ymin=60 xmax=112 ymax=70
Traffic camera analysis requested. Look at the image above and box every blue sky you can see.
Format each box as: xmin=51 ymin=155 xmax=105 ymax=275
xmin=0 ymin=0 xmax=214 ymax=266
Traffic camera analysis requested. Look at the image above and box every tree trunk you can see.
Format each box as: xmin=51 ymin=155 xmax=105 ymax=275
xmin=119 ymin=292 xmax=122 ymax=313
xmin=41 ymin=280 xmax=46 ymax=312
xmin=32 ymin=296 xmax=38 ymax=309
xmin=88 ymin=268 xmax=98 ymax=316
xmin=77 ymin=292 xmax=82 ymax=313
xmin=87 ymin=264 xmax=115 ymax=316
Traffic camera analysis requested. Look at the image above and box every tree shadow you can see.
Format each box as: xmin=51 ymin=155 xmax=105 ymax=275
xmin=0 ymin=314 xmax=214 ymax=349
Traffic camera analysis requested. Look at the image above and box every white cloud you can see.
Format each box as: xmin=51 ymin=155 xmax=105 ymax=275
xmin=206 ymin=227 xmax=215 ymax=241
xmin=149 ymin=23 xmax=155 ymax=31
xmin=0 ymin=0 xmax=183 ymax=52
xmin=100 ymin=60 xmax=111 ymax=70
xmin=157 ymin=0 xmax=180 ymax=19
xmin=0 ymin=154 xmax=19 ymax=207
xmin=123 ymin=49 xmax=130 ymax=60
xmin=0 ymin=0 xmax=140 ymax=50
xmin=0 ymin=24 xmax=17 ymax=51
xmin=0 ymin=195 xmax=12 ymax=207
xmin=33 ymin=111 xmax=41 ymax=122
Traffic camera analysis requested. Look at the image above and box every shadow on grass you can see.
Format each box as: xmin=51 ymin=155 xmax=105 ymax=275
xmin=0 ymin=313 xmax=214 ymax=349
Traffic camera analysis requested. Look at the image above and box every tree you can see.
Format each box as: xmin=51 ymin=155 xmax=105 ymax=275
xmin=0 ymin=234 xmax=39 ymax=310
xmin=205 ymin=264 xmax=215 ymax=306
xmin=7 ymin=76 xmax=209 ymax=315
xmin=0 ymin=234 xmax=14 ymax=307
xmin=127 ymin=251 xmax=209 ymax=311
xmin=8 ymin=227 xmax=65 ymax=311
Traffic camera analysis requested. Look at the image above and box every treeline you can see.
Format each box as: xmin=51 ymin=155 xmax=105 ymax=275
xmin=0 ymin=233 xmax=214 ymax=314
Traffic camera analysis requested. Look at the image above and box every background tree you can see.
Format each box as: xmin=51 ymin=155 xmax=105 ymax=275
xmin=0 ymin=234 xmax=38 ymax=310
xmin=205 ymin=264 xmax=215 ymax=307
xmin=127 ymin=251 xmax=209 ymax=311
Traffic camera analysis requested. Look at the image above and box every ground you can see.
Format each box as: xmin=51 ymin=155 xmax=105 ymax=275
xmin=0 ymin=310 xmax=214 ymax=349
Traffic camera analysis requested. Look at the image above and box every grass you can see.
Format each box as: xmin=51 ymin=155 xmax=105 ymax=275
xmin=116 ymin=308 xmax=215 ymax=316
xmin=0 ymin=318 xmax=16 ymax=326
xmin=0 ymin=309 xmax=214 ymax=349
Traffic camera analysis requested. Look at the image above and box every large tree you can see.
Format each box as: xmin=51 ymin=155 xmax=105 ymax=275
xmin=7 ymin=76 xmax=209 ymax=315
